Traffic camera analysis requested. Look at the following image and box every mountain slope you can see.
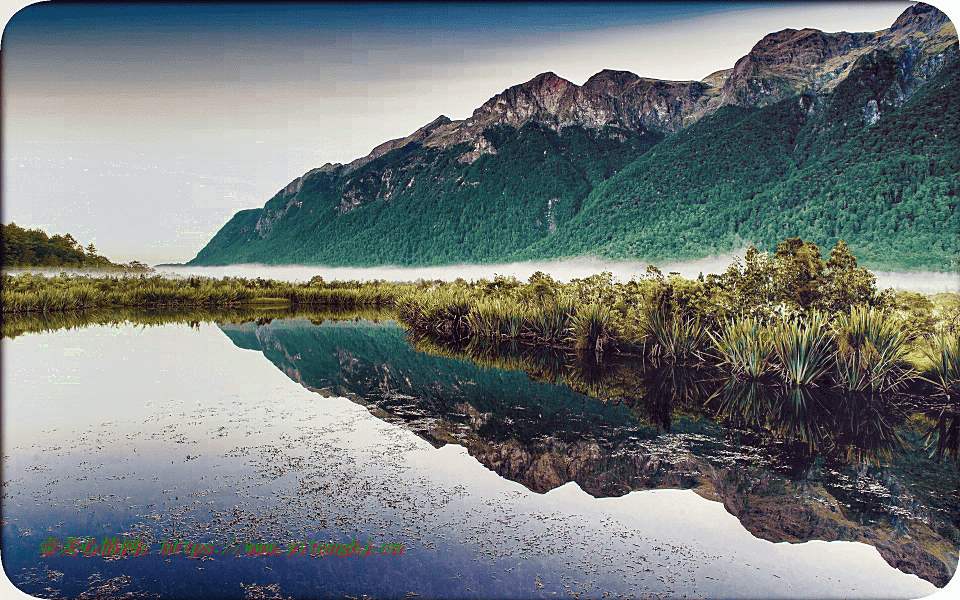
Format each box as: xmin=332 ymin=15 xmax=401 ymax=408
xmin=190 ymin=3 xmax=958 ymax=270
xmin=523 ymin=49 xmax=960 ymax=270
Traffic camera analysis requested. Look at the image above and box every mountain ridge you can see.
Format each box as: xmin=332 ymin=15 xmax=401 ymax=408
xmin=189 ymin=3 xmax=958 ymax=271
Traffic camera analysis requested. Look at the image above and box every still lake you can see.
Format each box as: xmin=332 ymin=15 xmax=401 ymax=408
xmin=2 ymin=311 xmax=957 ymax=599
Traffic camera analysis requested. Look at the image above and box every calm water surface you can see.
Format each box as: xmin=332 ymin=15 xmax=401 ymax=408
xmin=1 ymin=317 xmax=954 ymax=599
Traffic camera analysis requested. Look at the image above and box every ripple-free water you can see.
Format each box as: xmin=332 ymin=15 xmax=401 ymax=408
xmin=1 ymin=321 xmax=944 ymax=598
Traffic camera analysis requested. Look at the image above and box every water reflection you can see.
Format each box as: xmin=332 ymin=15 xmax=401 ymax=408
xmin=710 ymin=380 xmax=907 ymax=464
xmin=414 ymin=331 xmax=911 ymax=465
xmin=3 ymin=309 xmax=958 ymax=589
xmin=211 ymin=317 xmax=959 ymax=586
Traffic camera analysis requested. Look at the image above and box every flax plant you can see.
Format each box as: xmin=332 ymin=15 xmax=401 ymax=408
xmin=922 ymin=333 xmax=960 ymax=400
xmin=641 ymin=304 xmax=708 ymax=361
xmin=522 ymin=299 xmax=575 ymax=344
xmin=832 ymin=306 xmax=913 ymax=392
xmin=709 ymin=317 xmax=774 ymax=379
xmin=771 ymin=312 xmax=835 ymax=386
xmin=571 ymin=303 xmax=612 ymax=355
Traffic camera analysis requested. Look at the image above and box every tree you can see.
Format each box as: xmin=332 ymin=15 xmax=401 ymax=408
xmin=818 ymin=239 xmax=877 ymax=312
xmin=773 ymin=238 xmax=824 ymax=311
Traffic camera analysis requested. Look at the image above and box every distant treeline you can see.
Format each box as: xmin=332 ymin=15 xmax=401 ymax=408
xmin=1 ymin=223 xmax=151 ymax=271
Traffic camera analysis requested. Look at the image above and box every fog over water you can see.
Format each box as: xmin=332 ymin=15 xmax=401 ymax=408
xmin=155 ymin=252 xmax=751 ymax=285
xmin=150 ymin=252 xmax=959 ymax=294
xmin=6 ymin=251 xmax=957 ymax=294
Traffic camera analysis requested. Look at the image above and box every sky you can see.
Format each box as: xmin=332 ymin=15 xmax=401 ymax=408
xmin=1 ymin=0 xmax=955 ymax=265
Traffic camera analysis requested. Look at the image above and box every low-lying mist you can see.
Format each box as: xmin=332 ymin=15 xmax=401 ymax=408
xmin=6 ymin=252 xmax=956 ymax=294
xmin=149 ymin=251 xmax=959 ymax=294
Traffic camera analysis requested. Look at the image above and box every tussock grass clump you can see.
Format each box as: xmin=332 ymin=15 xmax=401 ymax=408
xmin=710 ymin=317 xmax=774 ymax=379
xmin=922 ymin=333 xmax=960 ymax=400
xmin=571 ymin=303 xmax=612 ymax=354
xmin=641 ymin=305 xmax=708 ymax=361
xmin=523 ymin=299 xmax=575 ymax=344
xmin=771 ymin=312 xmax=835 ymax=386
xmin=832 ymin=306 xmax=913 ymax=392
xmin=467 ymin=299 xmax=523 ymax=339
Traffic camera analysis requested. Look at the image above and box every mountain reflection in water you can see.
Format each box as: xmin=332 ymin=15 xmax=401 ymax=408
xmin=216 ymin=316 xmax=959 ymax=587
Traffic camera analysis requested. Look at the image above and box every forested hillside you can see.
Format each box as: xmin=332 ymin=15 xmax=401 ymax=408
xmin=189 ymin=123 xmax=660 ymax=266
xmin=526 ymin=52 xmax=960 ymax=270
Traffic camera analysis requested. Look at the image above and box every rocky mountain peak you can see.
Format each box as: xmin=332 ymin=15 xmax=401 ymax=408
xmin=740 ymin=27 xmax=873 ymax=71
xmin=582 ymin=69 xmax=643 ymax=95
xmin=469 ymin=71 xmax=579 ymax=126
xmin=716 ymin=3 xmax=956 ymax=108
xmin=890 ymin=2 xmax=950 ymax=34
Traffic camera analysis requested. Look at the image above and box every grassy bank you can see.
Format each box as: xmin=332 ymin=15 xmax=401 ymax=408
xmin=391 ymin=239 xmax=959 ymax=399
xmin=3 ymin=238 xmax=958 ymax=398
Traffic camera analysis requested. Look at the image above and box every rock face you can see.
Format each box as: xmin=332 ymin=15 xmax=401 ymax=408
xmin=716 ymin=2 xmax=954 ymax=107
xmin=261 ymin=2 xmax=955 ymax=193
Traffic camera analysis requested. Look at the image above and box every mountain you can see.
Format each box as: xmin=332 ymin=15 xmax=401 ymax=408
xmin=190 ymin=3 xmax=958 ymax=271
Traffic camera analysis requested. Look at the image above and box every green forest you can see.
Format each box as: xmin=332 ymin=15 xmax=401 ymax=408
xmin=532 ymin=51 xmax=960 ymax=270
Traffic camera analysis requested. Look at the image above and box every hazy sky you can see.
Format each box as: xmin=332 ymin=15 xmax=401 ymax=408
xmin=1 ymin=1 xmax=951 ymax=264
